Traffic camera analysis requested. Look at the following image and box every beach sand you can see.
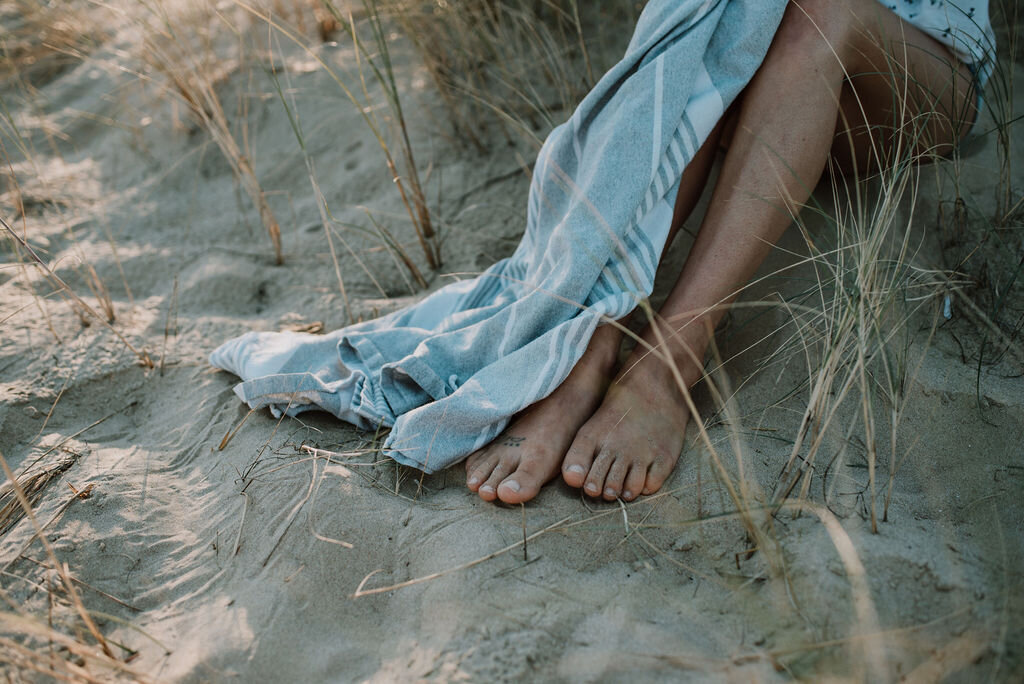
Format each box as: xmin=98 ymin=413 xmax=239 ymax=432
xmin=1 ymin=3 xmax=1022 ymax=681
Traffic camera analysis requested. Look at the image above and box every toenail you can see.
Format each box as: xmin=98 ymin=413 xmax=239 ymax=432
xmin=623 ymin=490 xmax=633 ymax=499
xmin=567 ymin=464 xmax=585 ymax=474
xmin=585 ymin=482 xmax=599 ymax=493
xmin=502 ymin=480 xmax=521 ymax=492
xmin=468 ymin=476 xmax=480 ymax=486
xmin=604 ymin=488 xmax=616 ymax=497
xmin=480 ymin=485 xmax=495 ymax=494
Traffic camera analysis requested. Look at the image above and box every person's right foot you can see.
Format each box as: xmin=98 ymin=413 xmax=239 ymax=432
xmin=464 ymin=324 xmax=621 ymax=504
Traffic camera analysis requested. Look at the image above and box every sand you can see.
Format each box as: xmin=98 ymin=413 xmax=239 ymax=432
xmin=0 ymin=2 xmax=1022 ymax=681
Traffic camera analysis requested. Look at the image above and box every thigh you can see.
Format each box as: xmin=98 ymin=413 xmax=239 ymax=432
xmin=829 ymin=0 xmax=979 ymax=175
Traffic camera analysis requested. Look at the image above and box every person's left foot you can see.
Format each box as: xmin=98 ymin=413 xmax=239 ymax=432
xmin=465 ymin=324 xmax=620 ymax=504
xmin=561 ymin=337 xmax=703 ymax=502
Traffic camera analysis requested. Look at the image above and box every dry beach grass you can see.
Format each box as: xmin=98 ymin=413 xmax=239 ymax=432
xmin=0 ymin=0 xmax=1022 ymax=680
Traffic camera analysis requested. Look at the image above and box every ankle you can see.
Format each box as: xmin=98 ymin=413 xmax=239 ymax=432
xmin=585 ymin=323 xmax=624 ymax=369
xmin=626 ymin=337 xmax=707 ymax=390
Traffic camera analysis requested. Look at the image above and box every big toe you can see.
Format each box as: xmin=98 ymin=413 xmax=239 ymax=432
xmin=562 ymin=436 xmax=597 ymax=488
xmin=496 ymin=478 xmax=534 ymax=504
xmin=497 ymin=459 xmax=556 ymax=504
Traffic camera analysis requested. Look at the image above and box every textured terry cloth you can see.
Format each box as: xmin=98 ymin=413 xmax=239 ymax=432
xmin=210 ymin=0 xmax=789 ymax=473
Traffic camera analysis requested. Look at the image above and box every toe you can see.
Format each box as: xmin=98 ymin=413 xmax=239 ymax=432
xmin=642 ymin=450 xmax=679 ymax=495
xmin=465 ymin=450 xmax=498 ymax=493
xmin=602 ymin=456 xmax=629 ymax=500
xmin=583 ymin=450 xmax=614 ymax=498
xmin=563 ymin=431 xmax=598 ymax=488
xmin=496 ymin=478 xmax=526 ymax=503
xmin=497 ymin=457 xmax=550 ymax=504
xmin=622 ymin=465 xmax=648 ymax=501
xmin=478 ymin=454 xmax=518 ymax=501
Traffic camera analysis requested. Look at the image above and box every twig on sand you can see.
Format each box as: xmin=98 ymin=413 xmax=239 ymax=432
xmin=1 ymin=215 xmax=153 ymax=368
xmin=0 ymin=450 xmax=114 ymax=658
xmin=0 ymin=613 xmax=153 ymax=680
xmin=352 ymin=515 xmax=572 ymax=598
xmin=17 ymin=555 xmax=140 ymax=612
xmin=0 ymin=494 xmax=77 ymax=576
xmin=617 ymin=498 xmax=630 ymax=535
xmin=0 ymin=454 xmax=77 ymax=536
xmin=261 ymin=456 xmax=318 ymax=567
xmin=233 ymin=492 xmax=250 ymax=557
xmin=764 ymin=606 xmax=970 ymax=662
xmin=781 ymin=501 xmax=886 ymax=679
xmin=633 ymin=530 xmax=726 ymax=590
xmin=521 ymin=503 xmax=527 ymax=561
xmin=218 ymin=408 xmax=256 ymax=451
xmin=29 ymin=369 xmax=72 ymax=446
xmin=159 ymin=275 xmax=179 ymax=376
xmin=304 ymin=453 xmax=355 ymax=550
xmin=19 ymin=411 xmax=116 ymax=476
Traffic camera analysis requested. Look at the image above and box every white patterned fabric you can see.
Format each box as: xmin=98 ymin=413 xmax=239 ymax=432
xmin=881 ymin=0 xmax=996 ymax=85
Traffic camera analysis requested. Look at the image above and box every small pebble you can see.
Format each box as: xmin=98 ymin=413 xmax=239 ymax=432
xmin=672 ymin=532 xmax=699 ymax=552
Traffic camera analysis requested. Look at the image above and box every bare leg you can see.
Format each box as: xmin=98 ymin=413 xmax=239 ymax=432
xmin=464 ymin=121 xmax=723 ymax=504
xmin=563 ymin=0 xmax=978 ymax=501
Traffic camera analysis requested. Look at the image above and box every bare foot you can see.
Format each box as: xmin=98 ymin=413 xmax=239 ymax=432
xmin=465 ymin=324 xmax=620 ymax=504
xmin=562 ymin=338 xmax=704 ymax=502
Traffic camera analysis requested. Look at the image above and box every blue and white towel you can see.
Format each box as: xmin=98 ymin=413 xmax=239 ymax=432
xmin=209 ymin=0 xmax=786 ymax=472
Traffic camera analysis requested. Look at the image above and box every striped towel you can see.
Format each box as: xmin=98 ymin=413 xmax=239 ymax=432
xmin=210 ymin=0 xmax=788 ymax=473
